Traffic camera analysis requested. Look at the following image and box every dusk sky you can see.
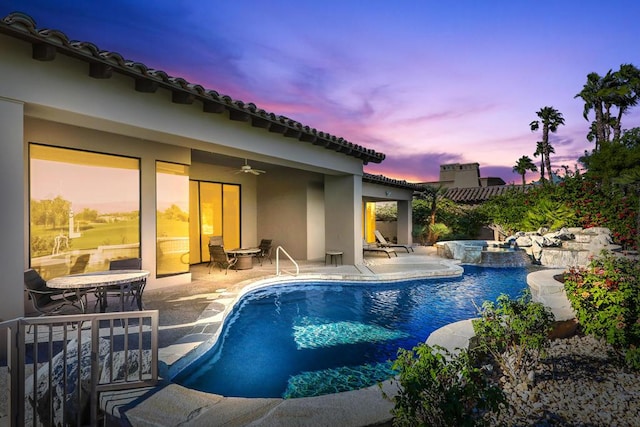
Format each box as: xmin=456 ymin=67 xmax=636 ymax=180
xmin=3 ymin=1 xmax=640 ymax=184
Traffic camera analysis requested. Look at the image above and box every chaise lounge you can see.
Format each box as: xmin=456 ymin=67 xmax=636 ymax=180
xmin=374 ymin=230 xmax=414 ymax=253
xmin=363 ymin=240 xmax=397 ymax=258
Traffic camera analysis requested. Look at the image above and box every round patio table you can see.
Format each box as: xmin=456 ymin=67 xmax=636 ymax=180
xmin=227 ymin=248 xmax=261 ymax=270
xmin=47 ymin=270 xmax=149 ymax=313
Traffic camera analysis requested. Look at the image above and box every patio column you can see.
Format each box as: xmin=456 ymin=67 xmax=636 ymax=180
xmin=0 ymin=97 xmax=25 ymax=320
xmin=396 ymin=199 xmax=413 ymax=245
xmin=325 ymin=174 xmax=363 ymax=265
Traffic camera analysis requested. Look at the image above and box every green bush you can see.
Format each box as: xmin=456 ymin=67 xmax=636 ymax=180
xmin=472 ymin=291 xmax=555 ymax=383
xmin=428 ymin=223 xmax=451 ymax=244
xmin=563 ymin=253 xmax=640 ymax=364
xmin=479 ymin=173 xmax=638 ymax=250
xmin=382 ymin=344 xmax=505 ymax=427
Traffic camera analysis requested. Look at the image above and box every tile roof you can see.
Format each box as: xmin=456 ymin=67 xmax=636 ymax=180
xmin=362 ymin=173 xmax=424 ymax=191
xmin=0 ymin=12 xmax=385 ymax=165
xmin=442 ymin=185 xmax=529 ymax=204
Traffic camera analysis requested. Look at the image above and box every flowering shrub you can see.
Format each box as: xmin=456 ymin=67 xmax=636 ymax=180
xmin=563 ymin=253 xmax=640 ymax=365
xmin=565 ymin=181 xmax=638 ymax=250
xmin=481 ymin=174 xmax=638 ymax=250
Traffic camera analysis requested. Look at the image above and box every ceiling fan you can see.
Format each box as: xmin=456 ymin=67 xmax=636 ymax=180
xmin=234 ymin=159 xmax=266 ymax=175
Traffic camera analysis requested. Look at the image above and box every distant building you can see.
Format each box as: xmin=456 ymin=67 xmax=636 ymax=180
xmin=421 ymin=163 xmax=505 ymax=189
xmin=419 ymin=163 xmax=525 ymax=205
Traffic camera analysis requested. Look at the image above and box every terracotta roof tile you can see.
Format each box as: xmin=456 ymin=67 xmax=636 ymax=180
xmin=0 ymin=12 xmax=385 ymax=165
xmin=363 ymin=173 xmax=424 ymax=191
xmin=443 ymin=185 xmax=529 ymax=203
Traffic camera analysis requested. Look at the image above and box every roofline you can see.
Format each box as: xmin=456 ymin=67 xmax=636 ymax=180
xmin=362 ymin=173 xmax=424 ymax=191
xmin=0 ymin=12 xmax=385 ymax=165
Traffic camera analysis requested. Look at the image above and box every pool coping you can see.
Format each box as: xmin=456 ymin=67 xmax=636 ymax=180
xmin=108 ymin=260 xmax=471 ymax=426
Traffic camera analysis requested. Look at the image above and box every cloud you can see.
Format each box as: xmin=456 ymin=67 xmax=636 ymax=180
xmin=365 ymin=152 xmax=463 ymax=182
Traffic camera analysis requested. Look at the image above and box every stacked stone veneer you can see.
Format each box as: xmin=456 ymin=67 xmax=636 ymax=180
xmin=508 ymin=227 xmax=621 ymax=268
xmin=435 ymin=240 xmax=530 ymax=267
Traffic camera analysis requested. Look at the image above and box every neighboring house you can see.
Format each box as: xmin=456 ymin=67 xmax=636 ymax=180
xmin=421 ymin=162 xmax=506 ymax=190
xmin=1 ymin=12 xmax=419 ymax=319
xmin=420 ymin=162 xmax=526 ymax=204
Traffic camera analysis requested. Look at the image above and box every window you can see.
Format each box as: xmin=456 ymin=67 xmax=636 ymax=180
xmin=29 ymin=144 xmax=140 ymax=279
xmin=156 ymin=161 xmax=190 ymax=276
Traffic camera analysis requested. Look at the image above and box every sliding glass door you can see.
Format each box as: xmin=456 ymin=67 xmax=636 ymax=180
xmin=189 ymin=180 xmax=240 ymax=264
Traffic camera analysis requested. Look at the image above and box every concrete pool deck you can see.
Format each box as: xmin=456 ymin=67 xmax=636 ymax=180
xmin=102 ymin=247 xmax=475 ymax=426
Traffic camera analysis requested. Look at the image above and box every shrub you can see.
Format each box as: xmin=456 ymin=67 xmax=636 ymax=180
xmin=563 ymin=253 xmax=640 ymax=356
xmin=472 ymin=291 xmax=555 ymax=383
xmin=428 ymin=223 xmax=450 ymax=244
xmin=382 ymin=344 xmax=505 ymax=427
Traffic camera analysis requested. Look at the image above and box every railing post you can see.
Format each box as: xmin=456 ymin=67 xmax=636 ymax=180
xmin=91 ymin=317 xmax=100 ymax=426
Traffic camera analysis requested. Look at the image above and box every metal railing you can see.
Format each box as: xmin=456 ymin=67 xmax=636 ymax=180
xmin=1 ymin=310 xmax=158 ymax=426
xmin=275 ymin=246 xmax=299 ymax=276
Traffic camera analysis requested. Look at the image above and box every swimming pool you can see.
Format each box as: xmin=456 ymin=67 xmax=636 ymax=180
xmin=174 ymin=265 xmax=532 ymax=398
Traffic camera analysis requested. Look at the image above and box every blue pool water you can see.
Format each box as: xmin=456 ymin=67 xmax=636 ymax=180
xmin=174 ymin=265 xmax=531 ymax=398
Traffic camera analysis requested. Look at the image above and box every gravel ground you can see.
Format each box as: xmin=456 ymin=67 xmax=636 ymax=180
xmin=486 ymin=334 xmax=640 ymax=426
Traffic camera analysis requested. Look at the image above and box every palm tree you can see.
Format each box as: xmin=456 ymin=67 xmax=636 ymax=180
xmin=513 ymin=156 xmax=537 ymax=189
xmin=576 ymin=64 xmax=640 ymax=148
xmin=575 ymin=71 xmax=611 ymax=149
xmin=611 ymin=64 xmax=640 ymax=140
xmin=533 ymin=141 xmax=546 ymax=183
xmin=530 ymin=106 xmax=564 ymax=183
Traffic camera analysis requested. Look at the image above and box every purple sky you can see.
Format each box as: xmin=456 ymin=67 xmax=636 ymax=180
xmin=4 ymin=1 xmax=640 ymax=184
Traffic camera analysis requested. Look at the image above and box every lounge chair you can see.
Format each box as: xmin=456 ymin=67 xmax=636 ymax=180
xmin=374 ymin=230 xmax=414 ymax=253
xmin=208 ymin=244 xmax=238 ymax=274
xmin=363 ymin=240 xmax=397 ymax=258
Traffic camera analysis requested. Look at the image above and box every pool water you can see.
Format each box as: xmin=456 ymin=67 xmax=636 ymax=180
xmin=174 ymin=265 xmax=531 ymax=398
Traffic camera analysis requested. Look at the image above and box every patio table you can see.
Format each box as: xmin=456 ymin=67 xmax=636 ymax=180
xmin=47 ymin=270 xmax=149 ymax=313
xmin=227 ymin=248 xmax=261 ymax=270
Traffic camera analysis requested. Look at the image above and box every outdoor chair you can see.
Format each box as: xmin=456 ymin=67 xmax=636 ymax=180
xmin=69 ymin=253 xmax=91 ymax=274
xmin=209 ymin=235 xmax=223 ymax=246
xmin=208 ymin=244 xmax=238 ymax=274
xmin=255 ymin=239 xmax=273 ymax=265
xmin=24 ymin=268 xmax=85 ymax=316
xmin=363 ymin=240 xmax=397 ymax=258
xmin=99 ymin=258 xmax=146 ymax=311
xmin=374 ymin=230 xmax=414 ymax=253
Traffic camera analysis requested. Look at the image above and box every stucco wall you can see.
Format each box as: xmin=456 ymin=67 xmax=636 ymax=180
xmin=257 ymin=169 xmax=324 ymax=260
xmin=0 ymin=98 xmax=25 ymax=320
